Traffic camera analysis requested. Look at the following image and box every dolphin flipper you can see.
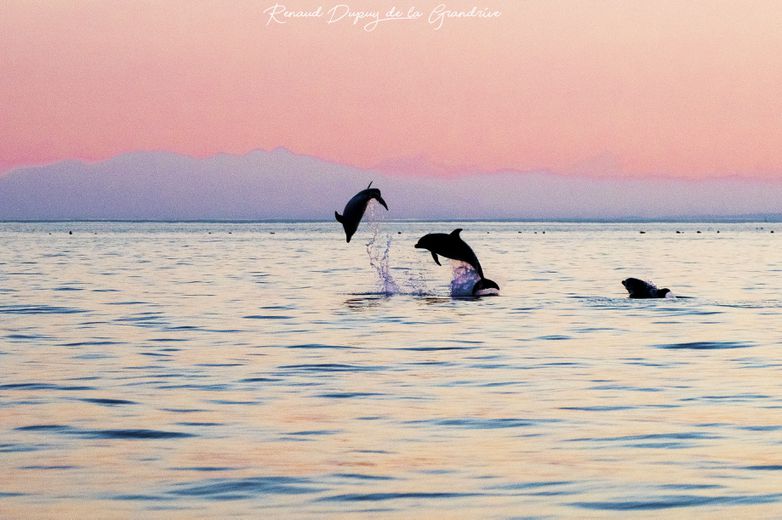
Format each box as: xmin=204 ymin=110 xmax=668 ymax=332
xmin=431 ymin=252 xmax=441 ymax=266
xmin=335 ymin=211 xmax=343 ymax=223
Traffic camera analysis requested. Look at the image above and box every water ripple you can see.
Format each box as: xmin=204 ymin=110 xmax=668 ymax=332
xmin=0 ymin=305 xmax=85 ymax=315
xmin=16 ymin=424 xmax=193 ymax=439
xmin=319 ymin=492 xmax=483 ymax=502
xmin=409 ymin=418 xmax=556 ymax=429
xmin=0 ymin=383 xmax=95 ymax=391
xmin=77 ymin=398 xmax=137 ymax=406
xmin=169 ymin=476 xmax=322 ymax=500
xmin=277 ymin=363 xmax=389 ymax=373
xmin=656 ymin=341 xmax=754 ymax=350
xmin=571 ymin=493 xmax=782 ymax=511
xmin=316 ymin=392 xmax=385 ymax=399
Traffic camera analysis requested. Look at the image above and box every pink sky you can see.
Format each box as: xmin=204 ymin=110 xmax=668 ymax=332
xmin=2 ymin=0 xmax=782 ymax=178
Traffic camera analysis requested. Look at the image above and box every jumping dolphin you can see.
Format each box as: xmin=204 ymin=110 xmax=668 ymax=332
xmin=622 ymin=277 xmax=671 ymax=298
xmin=414 ymin=229 xmax=500 ymax=296
xmin=335 ymin=182 xmax=389 ymax=243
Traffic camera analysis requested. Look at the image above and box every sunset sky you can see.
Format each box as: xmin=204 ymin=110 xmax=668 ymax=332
xmin=2 ymin=0 xmax=782 ymax=179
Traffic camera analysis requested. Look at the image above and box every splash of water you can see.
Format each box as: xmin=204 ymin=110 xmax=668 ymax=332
xmin=449 ymin=262 xmax=481 ymax=297
xmin=366 ymin=230 xmax=400 ymax=295
xmin=364 ymin=202 xmax=399 ymax=295
xmin=401 ymin=268 xmax=429 ymax=296
xmin=362 ymin=202 xmax=432 ymax=296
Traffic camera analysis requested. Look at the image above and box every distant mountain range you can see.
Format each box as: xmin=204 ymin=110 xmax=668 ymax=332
xmin=1 ymin=149 xmax=782 ymax=220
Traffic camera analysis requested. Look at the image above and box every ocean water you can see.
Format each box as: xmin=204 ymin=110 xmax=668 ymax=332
xmin=2 ymin=220 xmax=782 ymax=518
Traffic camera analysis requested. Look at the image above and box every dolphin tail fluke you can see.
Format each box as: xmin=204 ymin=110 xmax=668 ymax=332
xmin=472 ymin=278 xmax=500 ymax=296
xmin=335 ymin=211 xmax=351 ymax=242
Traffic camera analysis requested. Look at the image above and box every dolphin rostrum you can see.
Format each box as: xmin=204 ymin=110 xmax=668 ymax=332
xmin=414 ymin=228 xmax=500 ymax=296
xmin=335 ymin=182 xmax=389 ymax=243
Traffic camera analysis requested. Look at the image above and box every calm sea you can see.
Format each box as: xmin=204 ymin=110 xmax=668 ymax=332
xmin=2 ymin=220 xmax=782 ymax=518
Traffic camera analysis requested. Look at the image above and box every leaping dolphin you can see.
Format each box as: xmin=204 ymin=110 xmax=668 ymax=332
xmin=335 ymin=182 xmax=389 ymax=243
xmin=414 ymin=229 xmax=500 ymax=296
xmin=622 ymin=277 xmax=671 ymax=298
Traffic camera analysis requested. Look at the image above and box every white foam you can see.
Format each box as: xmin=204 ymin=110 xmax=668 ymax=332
xmin=474 ymin=287 xmax=500 ymax=297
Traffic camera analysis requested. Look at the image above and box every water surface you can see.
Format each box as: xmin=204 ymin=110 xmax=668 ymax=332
xmin=2 ymin=221 xmax=782 ymax=518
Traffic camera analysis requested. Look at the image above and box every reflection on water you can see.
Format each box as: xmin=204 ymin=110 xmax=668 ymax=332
xmin=2 ymin=221 xmax=782 ymax=517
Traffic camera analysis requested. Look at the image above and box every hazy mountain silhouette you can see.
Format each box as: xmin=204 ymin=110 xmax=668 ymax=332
xmin=1 ymin=148 xmax=782 ymax=220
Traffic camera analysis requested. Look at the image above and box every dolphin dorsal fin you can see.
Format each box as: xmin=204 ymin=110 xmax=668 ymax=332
xmin=450 ymin=228 xmax=463 ymax=237
xmin=367 ymin=181 xmax=373 ymax=189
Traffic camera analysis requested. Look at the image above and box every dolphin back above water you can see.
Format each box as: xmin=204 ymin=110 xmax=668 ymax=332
xmin=622 ymin=277 xmax=671 ymax=298
xmin=415 ymin=229 xmax=500 ymax=296
xmin=335 ymin=182 xmax=389 ymax=243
